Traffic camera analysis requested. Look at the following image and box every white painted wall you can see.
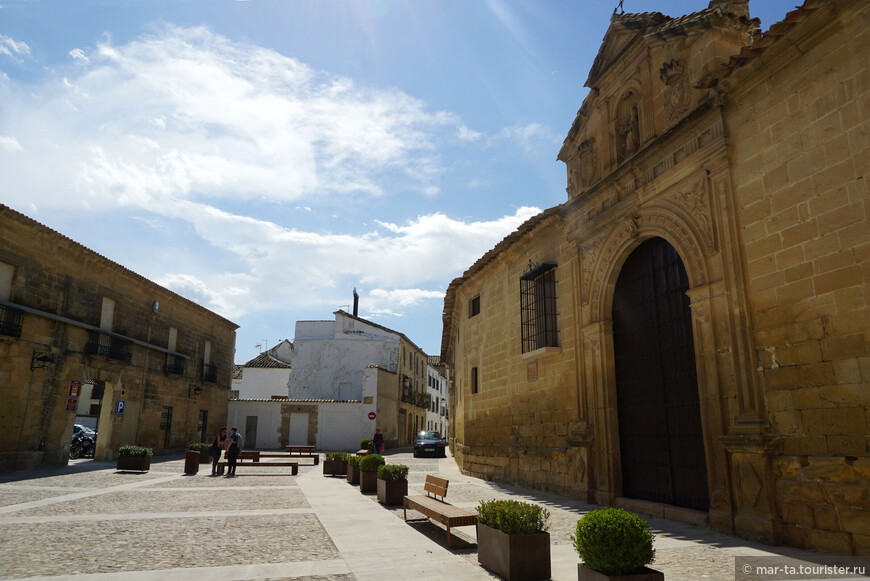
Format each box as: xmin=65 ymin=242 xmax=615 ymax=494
xmin=237 ymin=367 xmax=291 ymax=399
xmin=226 ymin=401 xmax=283 ymax=450
xmin=426 ymin=365 xmax=449 ymax=437
xmin=289 ymin=312 xmax=399 ymax=401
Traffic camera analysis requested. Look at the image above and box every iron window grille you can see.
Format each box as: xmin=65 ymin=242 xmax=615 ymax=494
xmin=0 ymin=304 xmax=24 ymax=338
xmin=520 ymin=262 xmax=559 ymax=354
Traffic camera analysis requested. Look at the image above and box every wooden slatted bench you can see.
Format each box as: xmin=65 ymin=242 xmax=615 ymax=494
xmin=216 ymin=450 xmax=298 ymax=475
xmin=284 ymin=445 xmax=320 ymax=465
xmin=403 ymin=475 xmax=477 ymax=548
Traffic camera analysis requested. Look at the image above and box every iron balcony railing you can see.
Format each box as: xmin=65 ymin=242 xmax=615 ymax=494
xmin=400 ymin=385 xmax=431 ymax=409
xmin=85 ymin=330 xmax=132 ymax=363
xmin=0 ymin=304 xmax=24 ymax=338
xmin=164 ymin=356 xmax=185 ymax=376
xmin=202 ymin=363 xmax=218 ymax=383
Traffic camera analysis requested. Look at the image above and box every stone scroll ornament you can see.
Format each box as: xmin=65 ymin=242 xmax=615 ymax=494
xmin=661 ymin=59 xmax=690 ymax=123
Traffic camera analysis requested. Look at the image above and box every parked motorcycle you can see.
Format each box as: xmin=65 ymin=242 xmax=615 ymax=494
xmin=69 ymin=432 xmax=96 ymax=459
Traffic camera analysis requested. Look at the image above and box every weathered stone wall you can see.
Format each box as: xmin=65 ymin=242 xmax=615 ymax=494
xmin=725 ymin=0 xmax=870 ymax=554
xmin=0 ymin=205 xmax=237 ymax=469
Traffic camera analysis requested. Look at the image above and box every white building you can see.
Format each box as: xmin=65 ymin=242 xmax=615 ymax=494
xmin=231 ymin=340 xmax=293 ymax=399
xmin=426 ymin=361 xmax=449 ymax=438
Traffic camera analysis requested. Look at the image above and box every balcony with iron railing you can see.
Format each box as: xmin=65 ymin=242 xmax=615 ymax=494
xmin=0 ymin=304 xmax=24 ymax=338
xmin=84 ymin=330 xmax=132 ymax=363
xmin=164 ymin=355 xmax=185 ymax=376
xmin=202 ymin=363 xmax=218 ymax=383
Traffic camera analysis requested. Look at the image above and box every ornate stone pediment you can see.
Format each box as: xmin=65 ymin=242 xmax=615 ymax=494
xmin=585 ymin=12 xmax=667 ymax=89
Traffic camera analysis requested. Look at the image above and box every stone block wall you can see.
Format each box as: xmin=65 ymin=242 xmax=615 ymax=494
xmin=0 ymin=205 xmax=237 ymax=469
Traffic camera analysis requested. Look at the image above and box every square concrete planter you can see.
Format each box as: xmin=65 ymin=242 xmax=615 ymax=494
xmin=578 ymin=564 xmax=664 ymax=580
xmin=323 ymin=459 xmax=347 ymax=476
xmin=347 ymin=464 xmax=360 ymax=485
xmin=477 ymin=523 xmax=550 ymax=581
xmin=360 ymin=470 xmax=377 ymax=492
xmin=117 ymin=456 xmax=151 ymax=472
xmin=377 ymin=478 xmax=407 ymax=505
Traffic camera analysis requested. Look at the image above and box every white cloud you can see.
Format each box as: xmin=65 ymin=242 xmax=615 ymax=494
xmin=0 ymin=34 xmax=30 ymax=62
xmin=0 ymin=25 xmax=464 ymax=210
xmin=458 ymin=126 xmax=481 ymax=141
xmin=497 ymin=122 xmax=561 ymax=153
xmin=0 ymin=135 xmax=22 ymax=152
xmin=69 ymin=48 xmax=89 ymax=63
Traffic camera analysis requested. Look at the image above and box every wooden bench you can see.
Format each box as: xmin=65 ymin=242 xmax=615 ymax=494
xmin=216 ymin=450 xmax=298 ymax=475
xmin=284 ymin=445 xmax=320 ymax=465
xmin=403 ymin=475 xmax=477 ymax=548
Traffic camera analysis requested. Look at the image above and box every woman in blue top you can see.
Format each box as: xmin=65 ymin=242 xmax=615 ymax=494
xmin=226 ymin=427 xmax=241 ymax=476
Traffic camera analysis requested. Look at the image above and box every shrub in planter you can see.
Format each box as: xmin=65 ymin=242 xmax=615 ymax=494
xmin=572 ymin=508 xmax=661 ymax=580
xmin=188 ymin=442 xmax=211 ymax=463
xmin=476 ymin=499 xmax=551 ymax=581
xmin=346 ymin=454 xmax=361 ymax=484
xmin=323 ymin=451 xmax=349 ymax=476
xmin=359 ymin=438 xmax=373 ymax=452
xmin=117 ymin=445 xmax=153 ymax=472
xmin=359 ymin=453 xmax=384 ymax=492
xmin=376 ymin=464 xmax=408 ymax=505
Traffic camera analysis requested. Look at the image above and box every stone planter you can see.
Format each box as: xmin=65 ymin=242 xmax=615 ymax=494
xmin=377 ymin=478 xmax=407 ymax=505
xmin=323 ymin=460 xmax=348 ymax=476
xmin=477 ymin=522 xmax=550 ymax=581
xmin=578 ymin=564 xmax=664 ymax=581
xmin=347 ymin=464 xmax=360 ymax=485
xmin=117 ymin=456 xmax=151 ymax=472
xmin=360 ymin=470 xmax=378 ymax=492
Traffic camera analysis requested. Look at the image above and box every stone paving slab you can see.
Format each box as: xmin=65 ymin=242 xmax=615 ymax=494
xmin=0 ymin=489 xmax=67 ymax=506
xmin=0 ymin=513 xmax=337 ymax=578
xmin=0 ymin=471 xmax=167 ymax=489
xmin=3 ymin=488 xmax=309 ymax=516
xmin=151 ymin=475 xmax=301 ymax=488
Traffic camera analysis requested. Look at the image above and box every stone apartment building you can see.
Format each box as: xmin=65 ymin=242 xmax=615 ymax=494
xmin=442 ymin=0 xmax=869 ymax=554
xmin=0 ymin=204 xmax=238 ymax=469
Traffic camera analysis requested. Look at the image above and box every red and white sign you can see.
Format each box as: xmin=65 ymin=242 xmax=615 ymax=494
xmin=66 ymin=381 xmax=82 ymax=412
xmin=368 ymin=412 xmax=376 ymax=420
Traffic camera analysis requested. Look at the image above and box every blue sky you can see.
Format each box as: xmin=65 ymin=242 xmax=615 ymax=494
xmin=0 ymin=0 xmax=796 ymax=363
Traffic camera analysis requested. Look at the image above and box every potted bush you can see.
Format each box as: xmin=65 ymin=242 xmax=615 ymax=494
xmin=188 ymin=442 xmax=211 ymax=464
xmin=360 ymin=438 xmax=373 ymax=454
xmin=572 ymin=508 xmax=662 ymax=580
xmin=476 ymin=499 xmax=551 ymax=581
xmin=346 ymin=454 xmax=361 ymax=484
xmin=376 ymin=464 xmax=408 ymax=505
xmin=323 ymin=452 xmax=348 ymax=477
xmin=359 ymin=453 xmax=385 ymax=493
xmin=117 ymin=445 xmax=153 ymax=472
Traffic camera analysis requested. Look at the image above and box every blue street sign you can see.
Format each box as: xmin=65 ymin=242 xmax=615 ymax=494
xmin=116 ymin=400 xmax=125 ymax=414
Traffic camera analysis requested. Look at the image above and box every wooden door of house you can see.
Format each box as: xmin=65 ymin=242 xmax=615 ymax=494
xmin=612 ymin=237 xmax=709 ymax=511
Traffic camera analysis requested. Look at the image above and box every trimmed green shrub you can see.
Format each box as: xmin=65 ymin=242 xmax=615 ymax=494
xmin=377 ymin=464 xmax=408 ymax=481
xmin=188 ymin=442 xmax=210 ymax=452
xmin=360 ymin=453 xmax=385 ymax=472
xmin=476 ymin=500 xmax=549 ymax=535
xmin=360 ymin=438 xmax=373 ymax=450
xmin=572 ymin=508 xmax=655 ymax=576
xmin=325 ymin=451 xmax=348 ymax=462
xmin=346 ymin=454 xmax=361 ymax=467
xmin=118 ymin=445 xmax=153 ymax=458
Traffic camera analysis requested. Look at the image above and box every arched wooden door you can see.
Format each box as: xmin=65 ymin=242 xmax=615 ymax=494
xmin=612 ymin=237 xmax=709 ymax=511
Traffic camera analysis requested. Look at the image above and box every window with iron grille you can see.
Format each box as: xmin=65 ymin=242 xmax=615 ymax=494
xmin=520 ymin=263 xmax=558 ymax=353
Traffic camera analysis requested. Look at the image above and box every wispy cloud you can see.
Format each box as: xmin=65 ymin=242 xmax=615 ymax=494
xmin=0 ymin=34 xmax=30 ymax=62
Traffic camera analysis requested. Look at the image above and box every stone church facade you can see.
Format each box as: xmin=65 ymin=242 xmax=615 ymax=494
xmin=442 ymin=0 xmax=869 ymax=554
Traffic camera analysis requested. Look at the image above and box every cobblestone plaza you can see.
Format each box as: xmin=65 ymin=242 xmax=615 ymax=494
xmin=0 ymin=451 xmax=856 ymax=580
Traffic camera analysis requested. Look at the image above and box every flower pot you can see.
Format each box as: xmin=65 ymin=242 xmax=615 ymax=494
xmin=477 ymin=522 xmax=550 ymax=581
xmin=199 ymin=451 xmax=211 ymax=464
xmin=377 ymin=478 xmax=407 ymax=505
xmin=360 ymin=470 xmax=378 ymax=492
xmin=117 ymin=456 xmax=151 ymax=472
xmin=578 ymin=564 xmax=664 ymax=581
xmin=323 ymin=459 xmax=348 ymax=476
xmin=347 ymin=464 xmax=360 ymax=484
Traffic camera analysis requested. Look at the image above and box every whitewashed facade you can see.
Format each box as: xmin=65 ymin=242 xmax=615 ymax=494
xmin=426 ymin=363 xmax=449 ymax=438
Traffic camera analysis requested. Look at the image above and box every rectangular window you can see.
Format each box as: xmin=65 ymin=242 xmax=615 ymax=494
xmin=469 ymin=295 xmax=480 ymax=317
xmin=520 ymin=263 xmax=558 ymax=353
xmin=100 ymin=297 xmax=115 ymax=331
xmin=88 ymin=403 xmax=101 ymax=416
xmin=197 ymin=410 xmax=208 ymax=443
xmin=0 ymin=262 xmax=13 ymax=301
xmin=471 ymin=366 xmax=478 ymax=394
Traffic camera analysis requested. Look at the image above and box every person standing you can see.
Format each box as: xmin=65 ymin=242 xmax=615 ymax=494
xmin=372 ymin=427 xmax=384 ymax=455
xmin=210 ymin=427 xmax=227 ymax=476
xmin=226 ymin=427 xmax=241 ymax=477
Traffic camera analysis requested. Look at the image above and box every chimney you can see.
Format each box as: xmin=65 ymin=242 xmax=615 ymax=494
xmin=353 ymin=288 xmax=359 ymax=317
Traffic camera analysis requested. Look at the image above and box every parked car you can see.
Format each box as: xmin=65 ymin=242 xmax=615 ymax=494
xmin=73 ymin=424 xmax=96 ymax=438
xmin=413 ymin=430 xmax=446 ymax=458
